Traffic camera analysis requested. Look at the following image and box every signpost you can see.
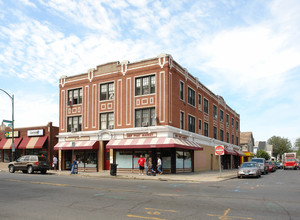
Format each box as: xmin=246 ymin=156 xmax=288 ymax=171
xmin=215 ymin=145 xmax=224 ymax=177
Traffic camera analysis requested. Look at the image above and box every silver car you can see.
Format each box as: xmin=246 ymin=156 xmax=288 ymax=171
xmin=237 ymin=162 xmax=261 ymax=178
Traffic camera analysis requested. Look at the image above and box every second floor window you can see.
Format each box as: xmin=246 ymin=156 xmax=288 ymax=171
xmin=213 ymin=126 xmax=217 ymax=139
xmin=67 ymin=116 xmax=82 ymax=132
xmin=180 ymin=112 xmax=184 ymax=129
xmin=204 ymin=98 xmax=209 ymax=114
xmin=204 ymin=122 xmax=209 ymax=137
xmin=188 ymin=115 xmax=195 ymax=133
xmin=236 ymin=137 xmax=239 ymax=145
xmin=180 ymin=81 xmax=184 ymax=100
xmin=188 ymin=87 xmax=195 ymax=106
xmin=100 ymin=112 xmax=114 ymax=129
xmin=68 ymin=88 xmax=82 ymax=105
xmin=100 ymin=82 xmax=114 ymax=101
xmin=198 ymin=119 xmax=202 ymax=131
xmin=226 ymin=132 xmax=229 ymax=143
xmin=213 ymin=105 xmax=217 ymax=119
xmin=135 ymin=75 xmax=155 ymax=96
xmin=135 ymin=108 xmax=155 ymax=127
xmin=220 ymin=129 xmax=224 ymax=141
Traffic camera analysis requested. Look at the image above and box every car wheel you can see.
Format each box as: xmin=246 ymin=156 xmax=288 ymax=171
xmin=27 ymin=166 xmax=33 ymax=174
xmin=9 ymin=165 xmax=15 ymax=173
xmin=41 ymin=170 xmax=47 ymax=174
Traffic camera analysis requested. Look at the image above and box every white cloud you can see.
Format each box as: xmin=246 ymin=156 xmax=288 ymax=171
xmin=20 ymin=0 xmax=37 ymax=8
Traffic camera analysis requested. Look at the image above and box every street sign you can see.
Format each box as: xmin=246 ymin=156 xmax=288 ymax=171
xmin=2 ymin=120 xmax=13 ymax=124
xmin=215 ymin=145 xmax=225 ymax=155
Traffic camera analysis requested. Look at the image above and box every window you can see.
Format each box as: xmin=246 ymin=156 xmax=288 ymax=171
xmin=213 ymin=126 xmax=217 ymax=139
xmin=236 ymin=121 xmax=239 ymax=131
xmin=220 ymin=129 xmax=224 ymax=141
xmin=232 ymin=135 xmax=234 ymax=144
xmin=187 ymin=87 xmax=195 ymax=106
xmin=135 ymin=108 xmax=155 ymax=127
xmin=232 ymin=118 xmax=234 ymax=128
xmin=180 ymin=112 xmax=184 ymax=129
xmin=204 ymin=122 xmax=209 ymax=137
xmin=67 ymin=116 xmax=82 ymax=132
xmin=204 ymin=98 xmax=209 ymax=114
xmin=180 ymin=81 xmax=184 ymax=100
xmin=226 ymin=132 xmax=229 ymax=143
xmin=226 ymin=114 xmax=229 ymax=125
xmin=213 ymin=105 xmax=217 ymax=119
xmin=135 ymin=75 xmax=155 ymax=96
xmin=220 ymin=110 xmax=224 ymax=122
xmin=188 ymin=115 xmax=195 ymax=132
xmin=198 ymin=119 xmax=202 ymax=131
xmin=236 ymin=137 xmax=239 ymax=145
xmin=100 ymin=82 xmax=114 ymax=101
xmin=100 ymin=112 xmax=114 ymax=130
xmin=68 ymin=88 xmax=83 ymax=105
xmin=198 ymin=94 xmax=202 ymax=107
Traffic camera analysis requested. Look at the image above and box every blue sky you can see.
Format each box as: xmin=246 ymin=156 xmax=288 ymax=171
xmin=0 ymin=0 xmax=299 ymax=145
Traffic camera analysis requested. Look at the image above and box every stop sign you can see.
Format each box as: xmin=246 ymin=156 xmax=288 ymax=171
xmin=215 ymin=145 xmax=224 ymax=155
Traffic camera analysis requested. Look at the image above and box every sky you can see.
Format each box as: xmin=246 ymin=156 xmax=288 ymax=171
xmin=0 ymin=0 xmax=299 ymax=145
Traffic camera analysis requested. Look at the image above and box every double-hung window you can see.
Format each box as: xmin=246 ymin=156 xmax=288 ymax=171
xmin=188 ymin=115 xmax=195 ymax=133
xmin=180 ymin=81 xmax=184 ymax=100
xmin=198 ymin=119 xmax=202 ymax=131
xmin=135 ymin=108 xmax=155 ymax=127
xmin=68 ymin=88 xmax=82 ymax=105
xmin=135 ymin=75 xmax=155 ymax=96
xmin=204 ymin=122 xmax=209 ymax=137
xmin=220 ymin=110 xmax=224 ymax=122
xmin=236 ymin=121 xmax=239 ymax=131
xmin=100 ymin=82 xmax=114 ymax=101
xmin=187 ymin=87 xmax=195 ymax=106
xmin=236 ymin=137 xmax=239 ymax=145
xmin=220 ymin=129 xmax=224 ymax=141
xmin=213 ymin=126 xmax=217 ymax=139
xmin=67 ymin=116 xmax=82 ymax=132
xmin=180 ymin=112 xmax=184 ymax=129
xmin=198 ymin=94 xmax=202 ymax=109
xmin=213 ymin=105 xmax=217 ymax=119
xmin=226 ymin=114 xmax=229 ymax=126
xmin=232 ymin=118 xmax=234 ymax=129
xmin=100 ymin=112 xmax=114 ymax=130
xmin=226 ymin=132 xmax=229 ymax=143
xmin=204 ymin=98 xmax=209 ymax=114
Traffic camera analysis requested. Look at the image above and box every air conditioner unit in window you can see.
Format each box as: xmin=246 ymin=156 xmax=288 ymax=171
xmin=72 ymin=128 xmax=78 ymax=132
xmin=142 ymin=122 xmax=149 ymax=127
xmin=108 ymin=125 xmax=114 ymax=129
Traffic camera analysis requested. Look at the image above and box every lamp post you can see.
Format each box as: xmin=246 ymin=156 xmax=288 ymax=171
xmin=0 ymin=89 xmax=14 ymax=161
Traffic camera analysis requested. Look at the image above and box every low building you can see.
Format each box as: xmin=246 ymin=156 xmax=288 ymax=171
xmin=240 ymin=132 xmax=255 ymax=163
xmin=55 ymin=54 xmax=241 ymax=173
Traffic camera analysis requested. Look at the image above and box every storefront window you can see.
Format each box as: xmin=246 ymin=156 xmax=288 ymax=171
xmin=75 ymin=151 xmax=97 ymax=168
xmin=184 ymin=151 xmax=192 ymax=169
xmin=176 ymin=151 xmax=184 ymax=169
xmin=4 ymin=150 xmax=11 ymax=162
xmin=116 ymin=151 xmax=132 ymax=168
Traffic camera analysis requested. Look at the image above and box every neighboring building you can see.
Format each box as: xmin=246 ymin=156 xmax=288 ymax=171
xmin=55 ymin=54 xmax=241 ymax=173
xmin=0 ymin=122 xmax=58 ymax=163
xmin=254 ymin=141 xmax=273 ymax=158
xmin=240 ymin=132 xmax=255 ymax=162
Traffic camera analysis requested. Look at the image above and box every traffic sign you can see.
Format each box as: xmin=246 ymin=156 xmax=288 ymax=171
xmin=215 ymin=145 xmax=224 ymax=155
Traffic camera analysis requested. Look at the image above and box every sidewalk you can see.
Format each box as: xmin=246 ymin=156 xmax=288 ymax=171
xmin=0 ymin=162 xmax=237 ymax=182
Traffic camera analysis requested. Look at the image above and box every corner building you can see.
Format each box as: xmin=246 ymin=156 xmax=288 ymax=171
xmin=55 ymin=54 xmax=241 ymax=173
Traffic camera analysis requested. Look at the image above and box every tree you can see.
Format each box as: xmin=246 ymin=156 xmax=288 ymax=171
xmin=267 ymin=136 xmax=292 ymax=158
xmin=256 ymin=150 xmax=270 ymax=160
xmin=295 ymin=138 xmax=300 ymax=158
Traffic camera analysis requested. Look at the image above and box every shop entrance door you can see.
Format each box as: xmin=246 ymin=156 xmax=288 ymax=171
xmin=104 ymin=149 xmax=110 ymax=170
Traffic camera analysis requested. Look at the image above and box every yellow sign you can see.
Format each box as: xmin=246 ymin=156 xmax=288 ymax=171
xmin=4 ymin=131 xmax=19 ymax=138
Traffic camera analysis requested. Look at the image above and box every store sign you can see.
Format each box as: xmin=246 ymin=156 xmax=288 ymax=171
xmin=124 ymin=132 xmax=157 ymax=139
xmin=27 ymin=129 xmax=44 ymax=137
xmin=65 ymin=136 xmax=90 ymax=142
xmin=4 ymin=131 xmax=19 ymax=138
xmin=173 ymin=133 xmax=188 ymax=140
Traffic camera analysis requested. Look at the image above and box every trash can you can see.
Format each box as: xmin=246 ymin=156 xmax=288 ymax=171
xmin=110 ymin=163 xmax=118 ymax=176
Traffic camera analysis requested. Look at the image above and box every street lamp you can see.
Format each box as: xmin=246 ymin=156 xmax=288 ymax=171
xmin=0 ymin=89 xmax=15 ymax=161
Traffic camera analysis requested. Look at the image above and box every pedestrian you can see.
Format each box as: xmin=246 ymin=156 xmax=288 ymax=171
xmin=53 ymin=155 xmax=58 ymax=171
xmin=137 ymin=155 xmax=146 ymax=176
xmin=157 ymin=156 xmax=162 ymax=174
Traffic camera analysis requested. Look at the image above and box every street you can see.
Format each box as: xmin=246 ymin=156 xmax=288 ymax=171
xmin=0 ymin=169 xmax=299 ymax=220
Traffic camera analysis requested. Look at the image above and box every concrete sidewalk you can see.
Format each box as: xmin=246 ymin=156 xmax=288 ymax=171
xmin=0 ymin=162 xmax=237 ymax=182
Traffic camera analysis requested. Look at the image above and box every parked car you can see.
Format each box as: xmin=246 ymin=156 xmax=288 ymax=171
xmin=276 ymin=162 xmax=283 ymax=169
xmin=251 ymin=158 xmax=268 ymax=175
xmin=267 ymin=161 xmax=276 ymax=172
xmin=8 ymin=155 xmax=50 ymax=174
xmin=237 ymin=162 xmax=261 ymax=178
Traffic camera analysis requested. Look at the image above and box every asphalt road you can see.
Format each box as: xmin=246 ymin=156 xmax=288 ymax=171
xmin=0 ymin=169 xmax=299 ymax=220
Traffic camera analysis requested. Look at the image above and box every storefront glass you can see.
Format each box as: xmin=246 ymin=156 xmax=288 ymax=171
xmin=184 ymin=151 xmax=192 ymax=169
xmin=4 ymin=150 xmax=11 ymax=162
xmin=116 ymin=151 xmax=132 ymax=168
xmin=75 ymin=151 xmax=97 ymax=168
xmin=176 ymin=151 xmax=184 ymax=169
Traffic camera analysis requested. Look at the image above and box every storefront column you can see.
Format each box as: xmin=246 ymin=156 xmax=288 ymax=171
xmin=98 ymin=141 xmax=104 ymax=172
xmin=58 ymin=150 xmax=62 ymax=171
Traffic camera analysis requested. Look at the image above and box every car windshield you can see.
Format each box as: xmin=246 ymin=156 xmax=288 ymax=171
xmin=251 ymin=159 xmax=264 ymax=163
xmin=241 ymin=163 xmax=257 ymax=168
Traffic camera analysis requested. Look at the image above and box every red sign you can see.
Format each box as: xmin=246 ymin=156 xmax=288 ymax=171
xmin=215 ymin=145 xmax=224 ymax=155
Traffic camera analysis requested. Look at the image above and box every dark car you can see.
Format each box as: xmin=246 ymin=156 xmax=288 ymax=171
xmin=8 ymin=155 xmax=50 ymax=174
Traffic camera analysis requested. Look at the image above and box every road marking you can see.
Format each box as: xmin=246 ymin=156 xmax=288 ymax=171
xmin=154 ymin=193 xmax=181 ymax=197
xmin=127 ymin=215 xmax=165 ymax=220
xmin=207 ymin=208 xmax=253 ymax=220
xmin=145 ymin=208 xmax=177 ymax=213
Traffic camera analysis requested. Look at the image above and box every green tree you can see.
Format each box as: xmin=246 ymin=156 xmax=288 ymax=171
xmin=294 ymin=138 xmax=300 ymax=158
xmin=267 ymin=136 xmax=292 ymax=159
xmin=256 ymin=150 xmax=270 ymax=160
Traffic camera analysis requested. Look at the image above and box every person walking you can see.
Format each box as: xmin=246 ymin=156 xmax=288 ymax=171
xmin=137 ymin=155 xmax=146 ymax=175
xmin=53 ymin=155 xmax=58 ymax=171
xmin=157 ymin=156 xmax=162 ymax=174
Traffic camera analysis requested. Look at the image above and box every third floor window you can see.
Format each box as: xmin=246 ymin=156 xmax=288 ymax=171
xmin=213 ymin=105 xmax=217 ymax=119
xmin=68 ymin=88 xmax=82 ymax=105
xmin=204 ymin=98 xmax=209 ymax=114
xmin=188 ymin=87 xmax=195 ymax=106
xmin=135 ymin=75 xmax=155 ymax=96
xmin=100 ymin=82 xmax=114 ymax=101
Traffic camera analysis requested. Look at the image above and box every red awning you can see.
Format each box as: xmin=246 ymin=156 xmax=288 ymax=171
xmin=106 ymin=138 xmax=203 ymax=150
xmin=234 ymin=150 xmax=245 ymax=156
xmin=0 ymin=138 xmax=23 ymax=149
xmin=224 ymin=148 xmax=238 ymax=156
xmin=54 ymin=141 xmax=99 ymax=150
xmin=18 ymin=136 xmax=47 ymax=149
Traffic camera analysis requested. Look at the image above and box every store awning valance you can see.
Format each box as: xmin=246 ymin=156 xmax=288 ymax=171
xmin=0 ymin=138 xmax=23 ymax=149
xmin=18 ymin=136 xmax=47 ymax=149
xmin=54 ymin=141 xmax=99 ymax=150
xmin=106 ymin=138 xmax=203 ymax=150
xmin=224 ymin=148 xmax=238 ymax=156
xmin=235 ymin=150 xmax=245 ymax=156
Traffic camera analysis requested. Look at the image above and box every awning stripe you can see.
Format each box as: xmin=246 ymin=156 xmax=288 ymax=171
xmin=0 ymin=138 xmax=23 ymax=149
xmin=54 ymin=141 xmax=99 ymax=150
xmin=18 ymin=136 xmax=47 ymax=149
